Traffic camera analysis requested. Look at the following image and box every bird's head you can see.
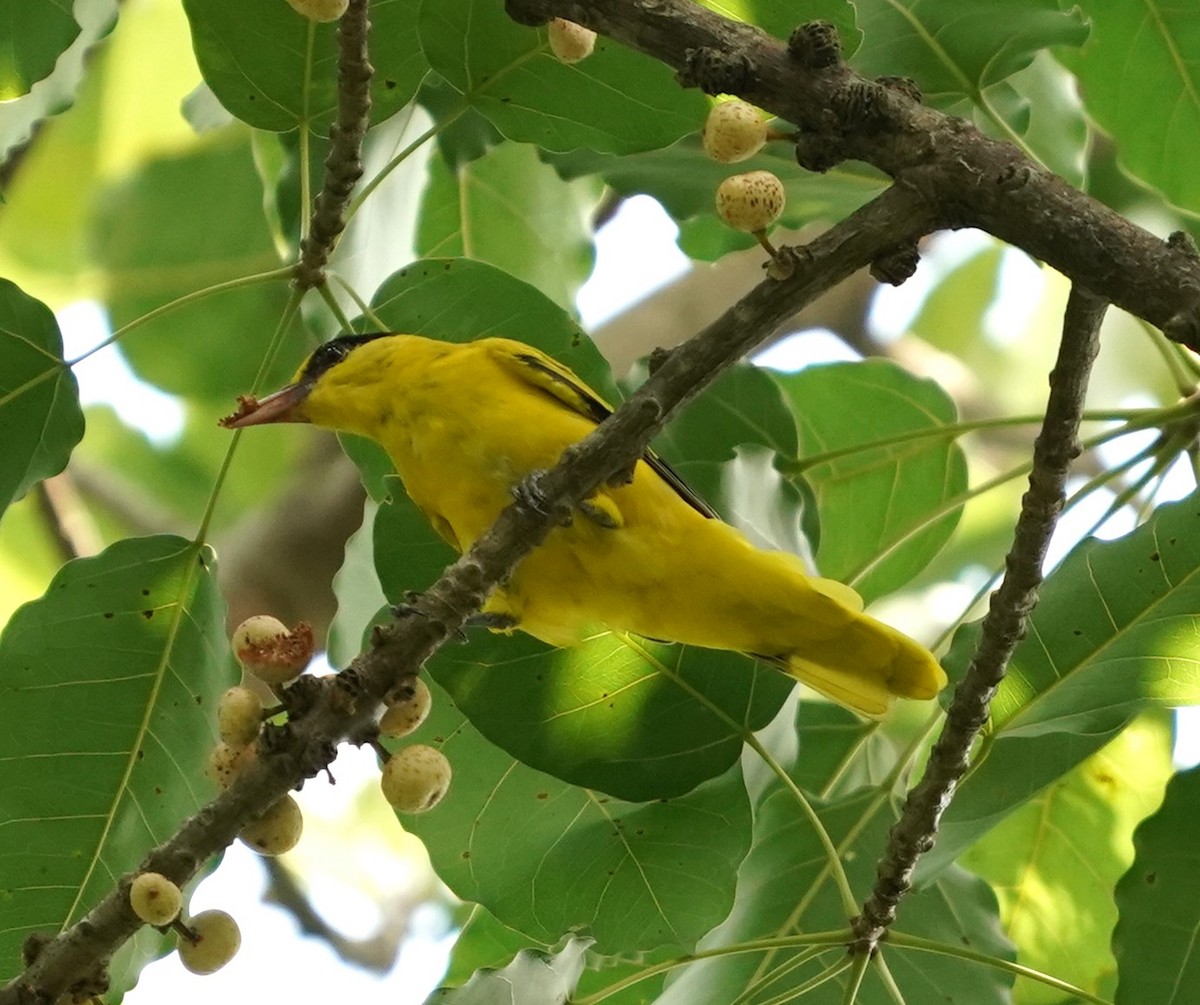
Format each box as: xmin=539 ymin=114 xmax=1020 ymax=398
xmin=220 ymin=332 xmax=399 ymax=434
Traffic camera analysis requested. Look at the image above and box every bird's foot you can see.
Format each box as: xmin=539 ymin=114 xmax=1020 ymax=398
xmin=513 ymin=472 xmax=572 ymax=526
xmin=578 ymin=498 xmax=622 ymax=529
xmin=391 ymin=591 xmax=468 ymax=642
xmin=465 ymin=612 xmax=520 ymax=633
xmin=390 ymin=590 xmax=427 ymax=620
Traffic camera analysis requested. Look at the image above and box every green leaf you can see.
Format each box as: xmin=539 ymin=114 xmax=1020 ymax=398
xmin=656 ymin=790 xmax=1014 ymax=1004
xmin=962 ymin=713 xmax=1173 ymax=1004
xmin=88 ymin=133 xmax=298 ymax=400
xmin=0 ymin=0 xmax=80 ymax=100
xmin=850 ymin=3 xmax=1090 ymax=177
xmin=182 ymin=0 xmax=428 ymax=134
xmin=419 ymin=0 xmax=706 ymax=154
xmin=402 ymin=680 xmax=754 ymax=954
xmin=0 ymin=535 xmax=237 ymax=986
xmin=773 ymin=359 xmax=967 ymax=603
xmin=989 ymin=493 xmax=1200 ymax=735
xmin=417 ymin=142 xmax=599 ymax=311
xmin=851 ymin=0 xmax=1087 ymax=107
xmin=428 ymin=936 xmax=591 ymax=1005
xmin=1062 ymin=1 xmax=1200 ymax=213
xmin=925 ymin=490 xmax=1200 ymax=873
xmin=1114 ymin=762 xmax=1200 ymax=1004
xmin=73 ymin=404 xmax=308 ymax=539
xmin=909 ymin=243 xmax=1005 ymax=359
xmin=0 ymin=278 xmax=84 ymax=520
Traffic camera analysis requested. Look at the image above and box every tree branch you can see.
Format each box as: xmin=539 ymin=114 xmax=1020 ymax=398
xmin=1 ymin=182 xmax=936 ymax=1005
xmin=259 ymin=857 xmax=412 ymax=972
xmin=508 ymin=0 xmax=1200 ymax=349
xmin=851 ymin=285 xmax=1107 ymax=949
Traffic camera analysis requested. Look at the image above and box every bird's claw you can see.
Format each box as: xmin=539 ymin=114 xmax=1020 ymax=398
xmin=465 ymin=612 xmax=520 ymax=633
xmin=391 ymin=592 xmax=468 ymax=641
xmin=513 ymin=472 xmax=571 ymax=526
xmin=390 ymin=590 xmax=427 ymax=620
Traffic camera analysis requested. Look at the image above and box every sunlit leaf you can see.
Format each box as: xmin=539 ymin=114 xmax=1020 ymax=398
xmin=428 ymin=936 xmax=591 ymax=1005
xmin=1113 ymin=762 xmax=1200 ymax=1004
xmin=644 ymin=361 xmax=814 ymax=552
xmin=699 ymin=0 xmax=860 ymax=51
xmin=429 ymin=938 xmax=591 ymax=1004
xmin=374 ymin=489 xmax=791 ymax=800
xmin=852 ymin=0 xmax=1087 ymax=106
xmin=326 ymin=498 xmax=386 ymax=667
xmin=368 ymin=258 xmax=611 ymax=393
xmin=0 ymin=0 xmax=115 ymax=165
xmin=441 ymin=907 xmax=546 ymax=989
xmin=549 ymin=138 xmax=885 ymax=260
xmin=962 ymin=713 xmax=1173 ymax=1004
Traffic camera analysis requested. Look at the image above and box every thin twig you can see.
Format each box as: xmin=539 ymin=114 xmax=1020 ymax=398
xmin=293 ymin=0 xmax=373 ymax=289
xmin=259 ymin=856 xmax=411 ymax=972
xmin=32 ymin=473 xmax=101 ymax=562
xmin=850 ymin=287 xmax=1108 ymax=949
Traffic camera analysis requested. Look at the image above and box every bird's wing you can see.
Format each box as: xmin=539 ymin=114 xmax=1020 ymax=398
xmin=491 ymin=341 xmax=719 ymax=520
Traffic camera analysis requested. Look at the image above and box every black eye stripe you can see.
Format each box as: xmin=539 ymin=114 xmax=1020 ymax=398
xmin=301 ymin=332 xmax=392 ymax=380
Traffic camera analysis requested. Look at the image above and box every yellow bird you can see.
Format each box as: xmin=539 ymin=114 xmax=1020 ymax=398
xmin=222 ymin=333 xmax=946 ymax=716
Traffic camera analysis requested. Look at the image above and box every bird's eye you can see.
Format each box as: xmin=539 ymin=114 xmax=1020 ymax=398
xmin=303 ymin=332 xmax=389 ymax=380
xmin=304 ymin=340 xmax=353 ymax=379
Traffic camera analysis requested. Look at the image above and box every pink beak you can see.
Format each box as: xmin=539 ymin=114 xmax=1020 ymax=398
xmin=220 ymin=381 xmax=313 ymax=428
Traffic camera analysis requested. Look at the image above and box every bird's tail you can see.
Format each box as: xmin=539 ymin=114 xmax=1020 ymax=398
xmin=777 ymin=576 xmax=947 ymax=717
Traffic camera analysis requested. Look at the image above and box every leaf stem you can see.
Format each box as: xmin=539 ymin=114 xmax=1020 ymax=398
xmin=299 ymin=21 xmax=316 ymax=245
xmin=346 ymin=110 xmax=465 ymax=221
xmin=845 ymin=402 xmax=1198 ymax=589
xmin=744 ymin=733 xmax=858 ymax=916
xmin=839 ymin=950 xmax=870 ymax=1005
xmin=787 ymin=406 xmax=1182 ymax=474
xmin=71 ymin=267 xmax=295 ymax=367
xmin=317 ymin=281 xmax=356 ymax=332
xmin=193 ymin=286 xmax=304 ymax=545
xmin=329 ymin=272 xmax=388 ymax=330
